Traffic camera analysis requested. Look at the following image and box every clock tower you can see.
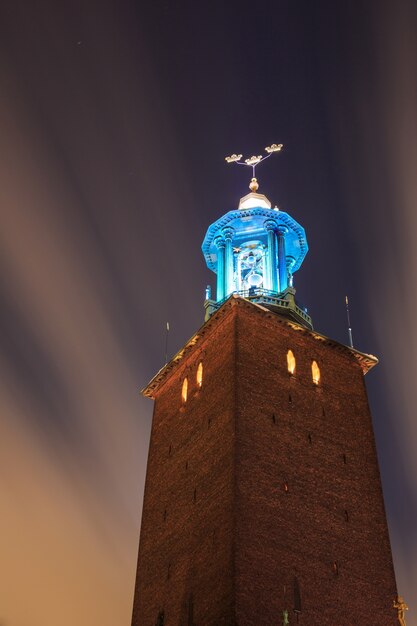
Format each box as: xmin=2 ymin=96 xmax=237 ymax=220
xmin=131 ymin=148 xmax=403 ymax=625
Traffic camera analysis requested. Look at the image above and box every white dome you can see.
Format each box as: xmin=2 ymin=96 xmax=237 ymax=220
xmin=238 ymin=192 xmax=272 ymax=210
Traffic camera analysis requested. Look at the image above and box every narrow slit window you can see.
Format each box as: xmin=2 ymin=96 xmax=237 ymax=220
xmin=293 ymin=577 xmax=302 ymax=613
xmin=182 ymin=377 xmax=188 ymax=403
xmin=311 ymin=360 xmax=321 ymax=385
xmin=287 ymin=349 xmax=296 ymax=374
xmin=187 ymin=595 xmax=194 ymax=626
xmin=196 ymin=361 xmax=203 ymax=388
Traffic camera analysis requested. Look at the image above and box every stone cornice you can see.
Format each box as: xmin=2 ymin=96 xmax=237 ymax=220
xmin=142 ymin=296 xmax=378 ymax=399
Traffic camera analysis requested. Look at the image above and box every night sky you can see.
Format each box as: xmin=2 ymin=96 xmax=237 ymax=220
xmin=1 ymin=1 xmax=416 ymax=624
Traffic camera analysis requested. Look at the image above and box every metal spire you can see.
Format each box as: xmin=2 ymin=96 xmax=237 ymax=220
xmin=345 ymin=295 xmax=354 ymax=348
xmin=165 ymin=321 xmax=170 ymax=364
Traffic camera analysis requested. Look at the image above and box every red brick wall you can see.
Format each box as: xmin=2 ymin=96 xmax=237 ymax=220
xmin=132 ymin=308 xmax=238 ymax=626
xmin=234 ymin=299 xmax=398 ymax=625
xmin=132 ymin=299 xmax=398 ymax=625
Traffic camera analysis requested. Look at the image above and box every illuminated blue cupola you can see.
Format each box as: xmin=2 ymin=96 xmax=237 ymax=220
xmin=202 ymin=145 xmax=312 ymax=329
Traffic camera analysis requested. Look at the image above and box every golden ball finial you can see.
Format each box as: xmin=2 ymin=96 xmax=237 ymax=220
xmin=249 ymin=177 xmax=259 ymax=192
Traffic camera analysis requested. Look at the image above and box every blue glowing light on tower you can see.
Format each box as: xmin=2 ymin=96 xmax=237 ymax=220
xmin=202 ymin=145 xmax=311 ymax=329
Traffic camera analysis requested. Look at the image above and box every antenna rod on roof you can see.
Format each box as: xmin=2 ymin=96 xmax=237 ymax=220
xmin=345 ymin=296 xmax=353 ymax=348
xmin=165 ymin=322 xmax=170 ymax=364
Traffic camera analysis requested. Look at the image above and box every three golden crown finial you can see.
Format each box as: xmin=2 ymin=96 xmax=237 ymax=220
xmin=225 ymin=143 xmax=283 ymax=192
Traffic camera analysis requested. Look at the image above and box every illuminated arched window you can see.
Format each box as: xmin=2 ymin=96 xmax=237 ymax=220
xmin=181 ymin=377 xmax=188 ymax=403
xmin=311 ymin=360 xmax=321 ymax=385
xmin=196 ymin=362 xmax=203 ymax=388
xmin=287 ymin=349 xmax=296 ymax=374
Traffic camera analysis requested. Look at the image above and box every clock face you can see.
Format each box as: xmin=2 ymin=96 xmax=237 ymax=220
xmin=237 ymin=241 xmax=264 ymax=291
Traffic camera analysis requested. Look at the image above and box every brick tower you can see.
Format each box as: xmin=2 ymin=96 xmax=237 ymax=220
xmin=131 ymin=148 xmax=403 ymax=625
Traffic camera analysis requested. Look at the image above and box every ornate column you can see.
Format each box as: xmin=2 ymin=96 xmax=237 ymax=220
xmin=215 ymin=236 xmax=226 ymax=301
xmin=262 ymin=244 xmax=270 ymax=291
xmin=287 ymin=255 xmax=296 ymax=288
xmin=233 ymin=247 xmax=240 ymax=292
xmin=264 ymin=220 xmax=278 ymax=293
xmin=277 ymin=226 xmax=288 ymax=292
xmin=236 ymin=249 xmax=243 ymax=291
xmin=222 ymin=227 xmax=235 ymax=297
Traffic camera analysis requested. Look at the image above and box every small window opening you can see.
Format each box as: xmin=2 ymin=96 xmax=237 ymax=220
xmin=187 ymin=594 xmax=194 ymax=626
xmin=167 ymin=563 xmax=171 ymax=580
xmin=343 ymin=453 xmax=347 ymax=465
xmin=322 ymin=406 xmax=326 ymax=417
xmin=308 ymin=433 xmax=312 ymax=445
xmin=193 ymin=488 xmax=197 ymax=502
xmin=283 ymin=482 xmax=289 ymax=493
xmin=272 ymin=413 xmax=276 ymax=424
xmin=332 ymin=561 xmax=339 ymax=576
xmin=168 ymin=444 xmax=172 ymax=456
xmin=289 ymin=394 xmax=292 ymax=404
xmin=185 ymin=460 xmax=188 ymax=470
xmin=163 ymin=508 xmax=167 ymax=522
xmin=182 ymin=377 xmax=188 ymax=403
xmin=344 ymin=510 xmax=349 ymax=522
xmin=311 ymin=360 xmax=321 ymax=385
xmin=196 ymin=361 xmax=203 ymax=388
xmin=287 ymin=349 xmax=296 ymax=375
xmin=293 ymin=577 xmax=302 ymax=613
xmin=156 ymin=610 xmax=165 ymax=626
xmin=208 ymin=417 xmax=211 ymax=429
